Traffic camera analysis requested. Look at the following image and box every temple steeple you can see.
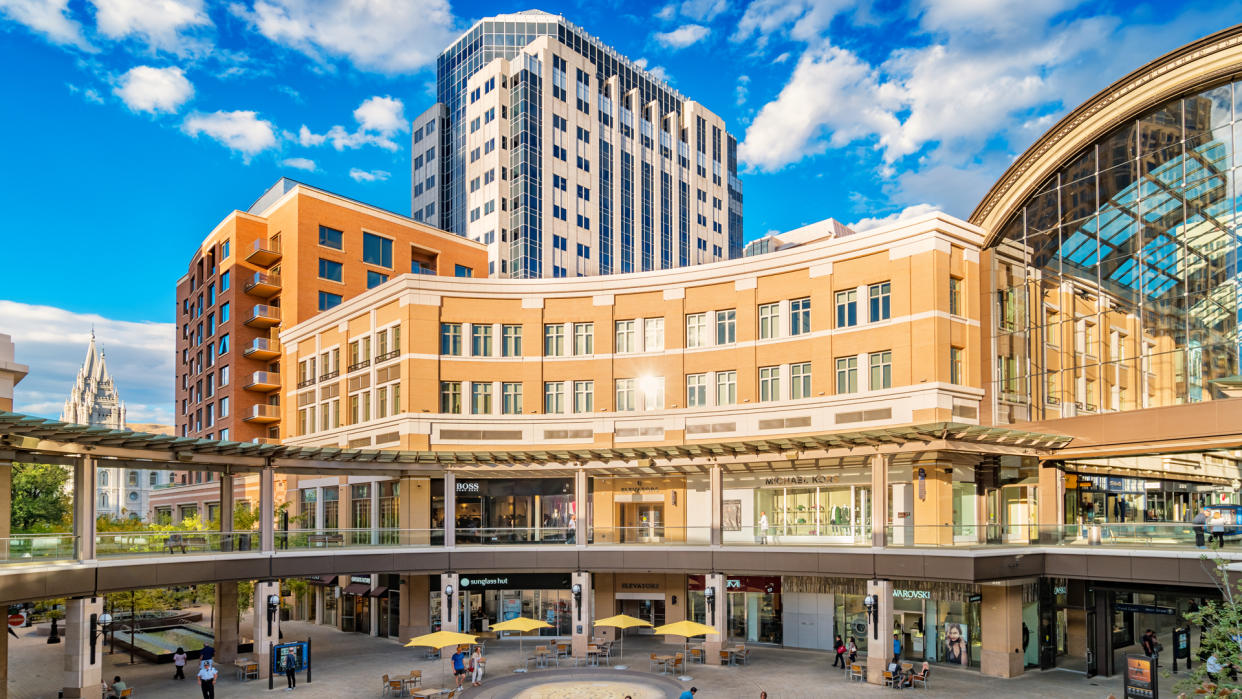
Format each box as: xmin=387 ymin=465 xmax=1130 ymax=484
xmin=61 ymin=332 xmax=126 ymax=429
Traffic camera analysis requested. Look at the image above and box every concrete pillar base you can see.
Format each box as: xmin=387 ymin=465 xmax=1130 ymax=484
xmin=253 ymin=581 xmax=281 ymax=679
xmin=981 ymin=584 xmax=1025 ymax=678
xmin=214 ymin=582 xmax=240 ymax=664
xmin=571 ymin=572 xmax=592 ymax=658
xmin=63 ymin=597 xmax=103 ymax=699
xmin=864 ymin=580 xmax=894 ymax=685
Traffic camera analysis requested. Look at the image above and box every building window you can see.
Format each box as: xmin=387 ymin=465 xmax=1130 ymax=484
xmin=869 ymin=350 xmax=892 ymax=390
xmin=950 ymin=347 xmax=964 ymax=385
xmin=218 ymin=334 xmax=229 ymax=354
xmin=318 ymin=258 xmax=343 ymax=282
xmin=544 ymin=381 xmax=565 ymax=414
xmin=544 ymin=324 xmax=565 ymax=356
xmin=219 ymin=302 xmax=229 ymax=323
xmin=439 ymin=381 xmax=461 ymax=414
xmin=362 ymin=232 xmax=393 ymax=268
xmin=573 ymin=380 xmax=594 ymax=413
xmin=218 ymin=396 xmax=229 ymax=418
xmin=790 ymin=298 xmax=811 ymax=336
xmin=759 ymin=366 xmax=780 ymax=402
xmin=319 ymin=225 xmax=343 ymax=249
xmin=367 ymin=270 xmax=388 ymax=288
xmin=318 ymin=291 xmax=342 ymax=311
xmin=715 ymin=309 xmax=736 ymax=345
xmin=641 ymin=377 xmax=665 ymax=410
xmin=791 ymin=362 xmax=811 ymax=399
xmin=949 ymin=277 xmax=963 ymax=316
xmin=502 ymin=324 xmax=522 ymax=356
xmin=454 ymin=264 xmax=473 ymax=277
xmin=644 ymin=318 xmax=664 ymax=351
xmin=472 ymin=324 xmax=493 ymax=357
xmin=716 ymin=370 xmax=737 ymax=405
xmin=758 ymin=303 xmax=778 ymax=340
xmin=835 ymin=290 xmax=857 ymax=328
xmin=615 ymin=320 xmax=636 ymax=354
xmin=614 ymin=378 xmax=635 ymax=411
xmin=471 ymin=382 xmax=492 ymax=414
xmin=869 ymin=282 xmax=891 ymax=322
xmin=573 ymin=323 xmax=593 ymax=355
xmin=440 ymin=323 xmax=462 ymax=355
xmin=502 ymin=382 xmax=522 ymax=414
xmin=219 ymin=270 xmax=230 ymax=291
xmin=685 ymin=313 xmax=707 ymax=348
xmin=219 ymin=365 xmax=229 ymax=386
xmin=686 ymin=373 xmax=707 ymax=407
xmin=836 ymin=356 xmax=858 ymax=394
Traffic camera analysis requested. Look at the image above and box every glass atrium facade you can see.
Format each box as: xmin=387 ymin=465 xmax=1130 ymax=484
xmin=992 ymin=80 xmax=1241 ymax=423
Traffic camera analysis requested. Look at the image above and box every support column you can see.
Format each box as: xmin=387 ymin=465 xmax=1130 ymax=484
xmin=981 ymin=584 xmax=1025 ymax=678
xmin=259 ymin=465 xmax=274 ymax=552
xmin=214 ymin=582 xmax=239 ymax=664
xmin=0 ymin=456 xmax=10 ymax=566
xmin=444 ymin=473 xmax=456 ymax=547
xmin=870 ymin=454 xmax=889 ymax=547
xmin=703 ymin=572 xmax=726 ymax=665
xmin=1038 ymin=462 xmax=1064 ymax=543
xmin=370 ymin=573 xmax=380 ymax=637
xmin=709 ymin=465 xmax=722 ymax=547
xmin=62 ymin=597 xmax=103 ymax=699
xmin=574 ymin=468 xmax=587 ymax=545
xmin=400 ymin=575 xmax=431 ymax=641
xmin=398 ymin=476 xmax=431 ymax=545
xmin=253 ymin=580 xmax=281 ymax=679
xmin=440 ymin=573 xmax=459 ymax=631
xmin=571 ymin=571 xmax=592 ymax=658
xmin=73 ymin=456 xmax=97 ymax=561
xmin=219 ymin=473 xmax=234 ymax=550
xmin=865 ymin=579 xmax=893 ymax=685
xmin=912 ymin=462 xmax=952 ymax=546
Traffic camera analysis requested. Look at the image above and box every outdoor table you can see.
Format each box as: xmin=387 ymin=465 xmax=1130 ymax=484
xmin=586 ymin=645 xmax=602 ymax=666
xmin=655 ymin=654 xmax=675 ymax=674
xmin=401 ymin=674 xmax=422 ymax=691
xmin=411 ymin=688 xmax=449 ymax=698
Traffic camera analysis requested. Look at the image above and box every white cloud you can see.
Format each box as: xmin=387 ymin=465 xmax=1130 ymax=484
xmin=235 ymin=0 xmax=456 ymax=74
xmin=297 ymin=95 xmax=408 ymax=151
xmin=633 ymin=57 xmax=671 ymax=84
xmin=735 ymin=74 xmax=749 ymax=106
xmin=67 ymin=82 xmax=105 ymax=103
xmin=349 ymin=168 xmax=390 ymax=182
xmin=654 ymin=24 xmax=709 ymax=49
xmin=733 ymin=0 xmax=851 ymax=46
xmin=739 ymin=42 xmax=900 ymax=171
xmin=182 ymin=110 xmax=277 ymax=160
xmin=677 ymin=0 xmax=729 ymax=21
xmin=114 ymin=65 xmax=193 ymax=113
xmin=280 ymin=157 xmax=316 ymax=171
xmin=89 ymin=0 xmax=212 ymax=54
xmin=0 ymin=0 xmax=93 ymax=49
xmin=848 ymin=203 xmax=940 ymax=232
xmin=1 ymin=300 xmax=174 ymax=425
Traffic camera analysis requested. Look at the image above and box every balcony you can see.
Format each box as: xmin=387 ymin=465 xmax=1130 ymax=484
xmin=244 ymin=304 xmax=280 ymax=329
xmin=243 ymin=404 xmax=280 ymax=423
xmin=244 ymin=371 xmax=281 ymax=392
xmin=252 ymin=437 xmax=280 ymax=445
xmin=243 ymin=271 xmax=281 ymax=298
xmin=243 ymin=337 xmax=281 ymax=361
xmin=245 ymin=237 xmax=281 ymax=267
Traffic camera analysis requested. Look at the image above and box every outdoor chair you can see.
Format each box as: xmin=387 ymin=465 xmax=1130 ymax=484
xmin=849 ymin=663 xmax=864 ymax=682
xmin=720 ymin=650 xmax=733 ymax=665
xmin=910 ymin=664 xmax=930 ymax=689
xmin=649 ymin=653 xmax=665 ymax=673
xmin=119 ymin=690 xmax=134 ymax=698
xmin=406 ymin=670 xmax=422 ymax=688
xmin=735 ymin=645 xmax=750 ymax=665
xmin=555 ymin=643 xmax=570 ymax=659
xmin=689 ymin=647 xmax=703 ymax=664
xmin=672 ymin=653 xmax=685 ymax=673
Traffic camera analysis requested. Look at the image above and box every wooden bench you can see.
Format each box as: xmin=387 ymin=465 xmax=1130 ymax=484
xmin=308 ymin=534 xmax=345 ymax=546
xmin=164 ymin=535 xmax=208 ymax=554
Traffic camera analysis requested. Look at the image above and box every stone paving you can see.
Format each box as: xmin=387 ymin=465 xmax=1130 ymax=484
xmin=8 ymin=611 xmax=1145 ymax=698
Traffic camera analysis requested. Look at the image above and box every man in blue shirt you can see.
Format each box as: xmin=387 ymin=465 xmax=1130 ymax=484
xmin=678 ymin=688 xmax=697 ymax=699
xmin=893 ymin=633 xmax=902 ymax=662
xmin=452 ymin=649 xmax=467 ymax=689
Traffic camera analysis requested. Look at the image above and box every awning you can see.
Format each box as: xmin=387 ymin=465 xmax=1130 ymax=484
xmin=368 ymin=586 xmax=389 ymax=598
xmin=342 ymin=582 xmax=371 ymax=595
xmin=306 ymin=575 xmax=337 ymax=586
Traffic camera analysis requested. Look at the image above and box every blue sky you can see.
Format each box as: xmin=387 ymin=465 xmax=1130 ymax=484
xmin=0 ymin=0 xmax=1234 ymax=423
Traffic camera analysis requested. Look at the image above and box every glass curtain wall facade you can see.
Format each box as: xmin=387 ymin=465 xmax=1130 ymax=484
xmin=992 ymin=80 xmax=1240 ymax=423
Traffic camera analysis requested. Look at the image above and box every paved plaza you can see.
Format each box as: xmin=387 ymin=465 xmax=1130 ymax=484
xmin=6 ymin=609 xmax=1152 ymax=699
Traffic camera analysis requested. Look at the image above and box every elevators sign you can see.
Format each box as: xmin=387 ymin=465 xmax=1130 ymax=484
xmin=1124 ymin=654 xmax=1157 ymax=699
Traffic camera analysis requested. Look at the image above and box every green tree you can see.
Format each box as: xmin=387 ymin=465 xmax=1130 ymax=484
xmin=11 ymin=463 xmax=71 ymax=532
xmin=1179 ymin=555 xmax=1242 ymax=695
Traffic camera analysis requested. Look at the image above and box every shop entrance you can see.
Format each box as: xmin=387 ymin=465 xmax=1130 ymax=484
xmin=893 ymin=603 xmax=926 ymax=662
xmin=617 ymin=502 xmax=664 ymax=542
xmin=342 ymin=594 xmax=370 ymax=634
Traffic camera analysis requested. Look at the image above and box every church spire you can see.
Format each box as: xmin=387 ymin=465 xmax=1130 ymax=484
xmin=61 ymin=331 xmax=125 ymax=429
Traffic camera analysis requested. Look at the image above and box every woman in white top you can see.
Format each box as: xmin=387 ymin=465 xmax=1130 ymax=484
xmin=758 ymin=512 xmax=769 ymax=544
xmin=470 ymin=647 xmax=485 ymax=686
xmin=172 ymin=647 xmax=188 ymax=679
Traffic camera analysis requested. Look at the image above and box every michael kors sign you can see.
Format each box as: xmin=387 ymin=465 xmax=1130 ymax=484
xmin=762 ymin=475 xmax=835 ymax=487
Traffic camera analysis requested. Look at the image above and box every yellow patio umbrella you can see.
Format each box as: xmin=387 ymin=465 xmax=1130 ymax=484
xmin=488 ymin=616 xmax=552 ymax=667
xmin=652 ymin=620 xmax=719 ymax=681
xmin=404 ymin=630 xmax=478 ymax=688
xmin=593 ymin=614 xmax=653 ymax=669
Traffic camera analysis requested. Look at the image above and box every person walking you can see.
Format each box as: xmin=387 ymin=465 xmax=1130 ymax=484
xmin=451 ymin=648 xmax=467 ymax=689
xmin=848 ymin=636 xmax=858 ymax=664
xmin=833 ymin=635 xmax=846 ymax=668
xmin=197 ymin=658 xmax=218 ymax=699
xmin=283 ymin=651 xmax=297 ymax=690
xmin=173 ymin=647 xmax=187 ymax=679
xmin=1193 ymin=509 xmax=1207 ymax=548
xmin=758 ymin=511 xmax=769 ymax=544
xmin=1212 ymin=510 xmax=1227 ymax=547
xmin=678 ymin=688 xmax=698 ymax=699
xmin=470 ymin=646 xmax=485 ymax=686
xmin=893 ymin=632 xmax=902 ymax=664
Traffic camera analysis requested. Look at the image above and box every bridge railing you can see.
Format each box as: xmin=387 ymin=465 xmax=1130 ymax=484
xmin=0 ymin=533 xmax=78 ymax=562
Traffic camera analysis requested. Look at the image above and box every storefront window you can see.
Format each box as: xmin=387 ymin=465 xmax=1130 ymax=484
xmin=952 ymin=482 xmax=978 ymax=539
xmin=454 ymin=479 xmax=574 ymax=544
xmin=379 ymin=481 xmax=398 ymax=544
xmin=323 ymin=486 xmax=339 ymax=530
xmin=298 ymin=488 xmax=317 ymax=528
xmin=351 ymin=484 xmax=371 ymax=545
xmin=723 ymin=469 xmax=871 ymax=544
